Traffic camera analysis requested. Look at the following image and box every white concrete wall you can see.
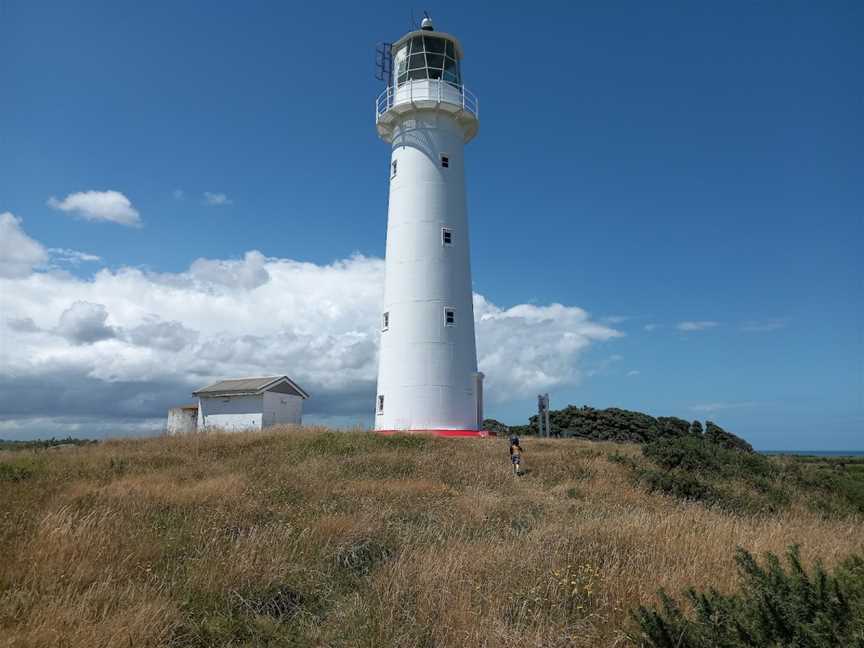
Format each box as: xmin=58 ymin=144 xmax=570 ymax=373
xmin=262 ymin=391 xmax=303 ymax=427
xmin=198 ymin=394 xmax=263 ymax=432
xmin=375 ymin=109 xmax=480 ymax=431
xmin=167 ymin=408 xmax=198 ymax=435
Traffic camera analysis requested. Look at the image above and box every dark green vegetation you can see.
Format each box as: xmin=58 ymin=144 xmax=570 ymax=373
xmin=0 ymin=436 xmax=97 ymax=451
xmin=633 ymin=545 xmax=864 ymax=647
xmin=486 ymin=405 xmax=752 ymax=450
xmin=611 ymin=436 xmax=864 ymax=515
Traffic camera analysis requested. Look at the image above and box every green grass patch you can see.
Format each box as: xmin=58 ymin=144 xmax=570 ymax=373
xmin=0 ymin=456 xmax=45 ymax=482
xmin=172 ymin=584 xmax=315 ymax=647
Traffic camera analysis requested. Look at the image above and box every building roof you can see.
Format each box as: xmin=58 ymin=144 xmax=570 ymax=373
xmin=192 ymin=376 xmax=309 ymax=399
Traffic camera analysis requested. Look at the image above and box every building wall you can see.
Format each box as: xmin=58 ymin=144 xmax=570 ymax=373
xmin=262 ymin=391 xmax=303 ymax=426
xmin=198 ymin=394 xmax=264 ymax=432
xmin=375 ymin=111 xmax=480 ymax=431
xmin=167 ymin=407 xmax=198 ymax=435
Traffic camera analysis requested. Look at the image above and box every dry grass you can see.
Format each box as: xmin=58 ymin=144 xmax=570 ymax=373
xmin=0 ymin=428 xmax=861 ymax=647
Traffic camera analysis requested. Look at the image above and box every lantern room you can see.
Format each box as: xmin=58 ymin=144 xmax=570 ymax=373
xmin=375 ymin=18 xmax=478 ymax=143
xmin=391 ymin=30 xmax=463 ymax=87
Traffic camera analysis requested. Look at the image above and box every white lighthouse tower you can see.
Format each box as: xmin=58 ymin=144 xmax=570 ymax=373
xmin=373 ymin=17 xmax=485 ymax=435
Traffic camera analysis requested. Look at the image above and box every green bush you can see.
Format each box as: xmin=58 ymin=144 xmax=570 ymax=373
xmin=704 ymin=420 xmax=755 ymax=453
xmin=623 ymin=438 xmax=844 ymax=514
xmin=0 ymin=456 xmax=44 ymax=481
xmin=631 ymin=546 xmax=864 ymax=647
xmin=634 ymin=466 xmax=719 ymax=503
xmin=643 ymin=437 xmax=774 ymax=479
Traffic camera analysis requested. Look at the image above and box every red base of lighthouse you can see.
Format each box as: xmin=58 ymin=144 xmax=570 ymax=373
xmin=376 ymin=429 xmax=495 ymax=438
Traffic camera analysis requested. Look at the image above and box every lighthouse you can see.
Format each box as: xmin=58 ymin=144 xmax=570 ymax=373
xmin=373 ymin=17 xmax=484 ymax=435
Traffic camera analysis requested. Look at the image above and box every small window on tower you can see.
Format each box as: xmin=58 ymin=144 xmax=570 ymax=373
xmin=444 ymin=308 xmax=456 ymax=326
xmin=382 ymin=311 xmax=389 ymax=331
xmin=442 ymin=228 xmax=453 ymax=246
xmin=440 ymin=154 xmax=450 ymax=168
xmin=391 ymin=159 xmax=397 ymax=178
xmin=377 ymin=395 xmax=384 ymax=414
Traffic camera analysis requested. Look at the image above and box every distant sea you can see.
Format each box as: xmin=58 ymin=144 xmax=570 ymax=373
xmin=762 ymin=450 xmax=864 ymax=457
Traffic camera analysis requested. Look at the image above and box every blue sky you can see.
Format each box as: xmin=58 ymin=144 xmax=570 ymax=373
xmin=1 ymin=1 xmax=862 ymax=449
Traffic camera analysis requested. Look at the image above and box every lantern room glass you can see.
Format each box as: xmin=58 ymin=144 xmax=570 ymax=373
xmin=393 ymin=35 xmax=461 ymax=87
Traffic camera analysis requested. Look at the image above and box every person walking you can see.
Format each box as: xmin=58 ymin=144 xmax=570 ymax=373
xmin=509 ymin=436 xmax=523 ymax=476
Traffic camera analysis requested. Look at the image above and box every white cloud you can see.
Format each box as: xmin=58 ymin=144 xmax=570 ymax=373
xmin=125 ymin=317 xmax=198 ymax=352
xmin=172 ymin=189 xmax=185 ymax=200
xmin=56 ymin=301 xmax=117 ymax=345
xmin=689 ymin=402 xmax=755 ymax=413
xmin=203 ymin=192 xmax=232 ymax=206
xmin=0 ymin=213 xmax=48 ymax=278
xmin=0 ymin=219 xmax=622 ymax=439
xmin=741 ymin=319 xmax=787 ymax=333
xmin=188 ymin=250 xmax=270 ymax=290
xmin=626 ymin=370 xmax=641 ymax=376
xmin=644 ymin=323 xmax=659 ymax=331
xmin=677 ymin=320 xmax=720 ymax=332
xmin=475 ymin=298 xmax=622 ymax=398
xmin=48 ymin=248 xmax=102 ymax=265
xmin=47 ymin=190 xmax=141 ymax=226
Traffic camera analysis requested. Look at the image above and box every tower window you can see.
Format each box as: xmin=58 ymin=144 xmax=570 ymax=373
xmin=377 ymin=395 xmax=384 ymax=414
xmin=444 ymin=307 xmax=456 ymax=326
xmin=442 ymin=228 xmax=453 ymax=246
xmin=391 ymin=160 xmax=397 ymax=178
xmin=440 ymin=154 xmax=450 ymax=168
xmin=382 ymin=311 xmax=389 ymax=331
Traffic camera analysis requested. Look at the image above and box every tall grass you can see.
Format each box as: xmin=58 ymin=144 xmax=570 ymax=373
xmin=0 ymin=428 xmax=861 ymax=647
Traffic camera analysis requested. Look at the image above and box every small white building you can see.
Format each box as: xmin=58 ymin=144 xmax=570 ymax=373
xmin=192 ymin=376 xmax=310 ymax=432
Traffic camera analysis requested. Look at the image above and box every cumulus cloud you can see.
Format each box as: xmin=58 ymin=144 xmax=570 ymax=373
xmin=677 ymin=320 xmax=720 ymax=332
xmin=125 ymin=318 xmax=198 ymax=351
xmin=0 ymin=219 xmax=622 ymax=439
xmin=56 ymin=301 xmax=117 ymax=344
xmin=203 ymin=192 xmax=232 ymax=206
xmin=0 ymin=213 xmax=48 ymax=278
xmin=626 ymin=370 xmax=641 ymax=376
xmin=6 ymin=317 xmax=40 ymax=333
xmin=475 ymin=298 xmax=622 ymax=399
xmin=188 ymin=250 xmax=270 ymax=289
xmin=47 ymin=190 xmax=141 ymax=226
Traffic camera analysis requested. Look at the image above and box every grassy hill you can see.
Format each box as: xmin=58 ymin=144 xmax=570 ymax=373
xmin=1 ymin=429 xmax=862 ymax=647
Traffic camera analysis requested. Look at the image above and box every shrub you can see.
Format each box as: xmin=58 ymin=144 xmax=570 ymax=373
xmin=631 ymin=546 xmax=864 ymax=647
xmin=643 ymin=437 xmax=773 ymax=479
xmin=634 ymin=466 xmax=719 ymax=504
xmin=0 ymin=456 xmax=44 ymax=481
xmin=482 ymin=418 xmax=511 ymax=436
xmin=643 ymin=437 xmax=724 ymax=473
xmin=704 ymin=421 xmax=754 ymax=453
